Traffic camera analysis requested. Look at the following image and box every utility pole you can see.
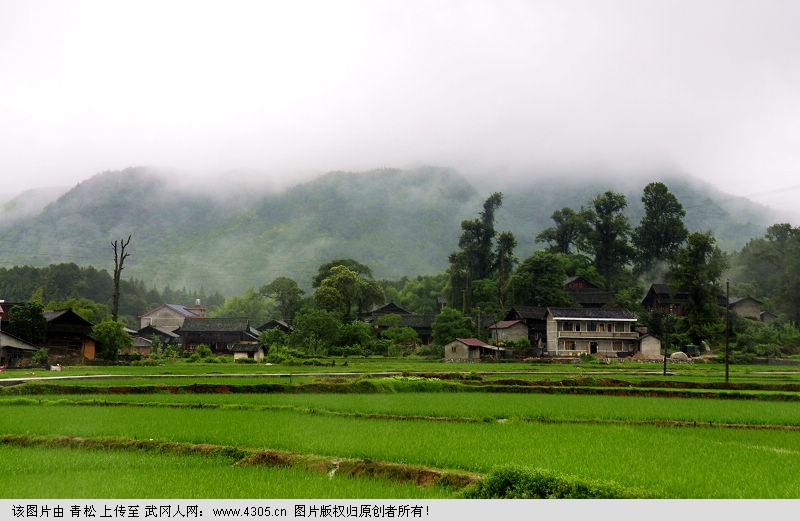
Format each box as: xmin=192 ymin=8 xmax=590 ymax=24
xmin=663 ymin=306 xmax=671 ymax=377
xmin=725 ymin=279 xmax=730 ymax=384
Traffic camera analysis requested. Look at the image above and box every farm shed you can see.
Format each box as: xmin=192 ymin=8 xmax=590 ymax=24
xmin=231 ymin=343 xmax=265 ymax=361
xmin=639 ymin=334 xmax=662 ymax=359
xmin=444 ymin=338 xmax=505 ymax=362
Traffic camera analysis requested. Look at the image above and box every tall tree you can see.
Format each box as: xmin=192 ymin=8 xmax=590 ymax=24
xmin=668 ymin=231 xmax=727 ymax=345
xmin=535 ymin=207 xmax=588 ymax=254
xmin=734 ymin=223 xmax=800 ymax=322
xmin=431 ymin=307 xmax=475 ymax=346
xmin=314 ymin=265 xmax=383 ymax=319
xmin=111 ymin=235 xmax=131 ymax=321
xmin=449 ymin=192 xmax=505 ymax=313
xmin=260 ymin=277 xmax=304 ymax=320
xmin=312 ymin=259 xmax=373 ymax=288
xmin=7 ymin=300 xmax=47 ymax=345
xmin=210 ymin=287 xmax=273 ymax=324
xmin=580 ymin=191 xmax=633 ymax=291
xmin=506 ymin=251 xmax=574 ymax=308
xmin=632 ymin=182 xmax=688 ymax=275
xmin=493 ymin=231 xmax=518 ymax=311
xmin=91 ymin=319 xmax=133 ymax=360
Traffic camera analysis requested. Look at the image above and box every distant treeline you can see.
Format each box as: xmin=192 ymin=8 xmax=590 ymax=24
xmin=0 ymin=263 xmax=224 ymax=325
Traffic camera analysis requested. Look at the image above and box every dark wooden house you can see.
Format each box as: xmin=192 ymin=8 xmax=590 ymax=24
xmin=43 ymin=309 xmax=95 ymax=362
xmin=564 ymin=276 xmax=615 ymax=308
xmin=642 ymin=284 xmax=688 ymax=316
xmin=363 ymin=302 xmax=436 ymax=344
xmin=177 ymin=317 xmax=260 ymax=353
xmin=256 ymin=319 xmax=294 ymax=334
xmin=136 ymin=324 xmax=181 ymax=345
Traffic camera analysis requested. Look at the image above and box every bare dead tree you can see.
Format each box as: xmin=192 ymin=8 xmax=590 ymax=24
xmin=111 ymin=235 xmax=132 ymax=321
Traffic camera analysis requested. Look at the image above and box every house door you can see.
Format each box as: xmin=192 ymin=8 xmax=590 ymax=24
xmin=590 ymin=342 xmax=598 ymax=354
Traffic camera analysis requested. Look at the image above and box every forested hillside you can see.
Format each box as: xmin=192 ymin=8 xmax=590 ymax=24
xmin=0 ymin=166 xmax=776 ymax=296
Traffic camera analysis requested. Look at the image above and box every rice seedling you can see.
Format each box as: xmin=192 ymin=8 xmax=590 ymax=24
xmin=2 ymin=403 xmax=799 ymax=498
xmin=0 ymin=445 xmax=452 ymax=499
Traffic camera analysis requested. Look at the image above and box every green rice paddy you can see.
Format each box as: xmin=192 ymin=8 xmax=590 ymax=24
xmin=2 ymin=362 xmax=799 ymax=499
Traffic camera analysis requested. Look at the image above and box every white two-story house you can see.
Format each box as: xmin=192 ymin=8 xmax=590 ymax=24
xmin=545 ymin=307 xmax=639 ymax=357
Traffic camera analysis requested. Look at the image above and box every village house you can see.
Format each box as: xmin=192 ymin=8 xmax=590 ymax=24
xmin=42 ymin=309 xmax=95 ymax=362
xmin=642 ymin=284 xmax=688 ymax=316
xmin=545 ymin=307 xmax=639 ymax=357
xmin=136 ymin=324 xmax=181 ymax=346
xmin=125 ymin=336 xmax=153 ymax=357
xmin=363 ymin=302 xmax=436 ymax=344
xmin=728 ymin=296 xmax=763 ymax=321
xmin=444 ymin=337 xmax=506 ymax=362
xmin=139 ymin=303 xmax=206 ymax=332
xmin=176 ymin=317 xmax=260 ymax=353
xmin=501 ymin=306 xmax=547 ymax=351
xmin=564 ymin=276 xmax=615 ymax=308
xmin=487 ymin=320 xmax=529 ymax=344
xmin=256 ymin=319 xmax=294 ymax=334
xmin=0 ymin=330 xmax=38 ymax=368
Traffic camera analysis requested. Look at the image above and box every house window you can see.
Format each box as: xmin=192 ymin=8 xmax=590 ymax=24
xmin=614 ymin=323 xmax=626 ymax=333
xmin=451 ymin=346 xmax=457 ymax=353
xmin=612 ymin=342 xmax=623 ymax=351
xmin=575 ymin=322 xmax=581 ymax=332
xmin=562 ymin=340 xmax=576 ymax=350
xmin=587 ymin=322 xmax=597 ymax=332
xmin=562 ymin=321 xmax=572 ymax=331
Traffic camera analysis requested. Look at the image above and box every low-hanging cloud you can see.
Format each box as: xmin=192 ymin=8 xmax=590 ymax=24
xmin=1 ymin=0 xmax=799 ymax=212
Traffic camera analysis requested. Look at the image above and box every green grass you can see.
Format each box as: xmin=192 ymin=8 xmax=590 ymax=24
xmin=0 ymin=445 xmax=452 ymax=499
xmin=3 ymin=403 xmax=800 ymax=498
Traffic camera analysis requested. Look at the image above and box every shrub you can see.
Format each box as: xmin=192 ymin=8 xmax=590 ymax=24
xmin=458 ymin=465 xmax=643 ymax=499
xmin=131 ymin=358 xmax=161 ymax=366
xmin=195 ymin=345 xmax=213 ymax=358
xmin=32 ymin=348 xmax=49 ymax=368
xmin=415 ymin=343 xmax=444 ymax=359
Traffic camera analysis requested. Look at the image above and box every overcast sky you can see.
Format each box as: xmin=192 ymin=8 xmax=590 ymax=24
xmin=2 ymin=0 xmax=799 ymax=211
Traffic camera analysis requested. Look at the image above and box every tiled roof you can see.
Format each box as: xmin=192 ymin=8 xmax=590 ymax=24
xmin=230 ymin=343 xmax=263 ymax=353
xmin=43 ymin=309 xmax=94 ymax=326
xmin=178 ymin=317 xmax=252 ymax=332
xmin=567 ymin=288 xmax=615 ymax=305
xmin=133 ymin=336 xmax=153 ymax=348
xmin=454 ymin=337 xmax=491 ymax=347
xmin=489 ymin=320 xmax=523 ymax=329
xmin=729 ymin=296 xmax=763 ymax=306
xmin=547 ymin=308 xmax=637 ymax=320
xmin=138 ymin=325 xmax=180 ymax=338
xmin=505 ymin=306 xmax=547 ymax=320
xmin=139 ymin=304 xmax=200 ymax=318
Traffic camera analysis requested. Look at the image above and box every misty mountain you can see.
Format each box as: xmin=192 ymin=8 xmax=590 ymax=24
xmin=0 ymin=166 xmax=776 ymax=296
xmin=0 ymin=186 xmax=70 ymax=231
